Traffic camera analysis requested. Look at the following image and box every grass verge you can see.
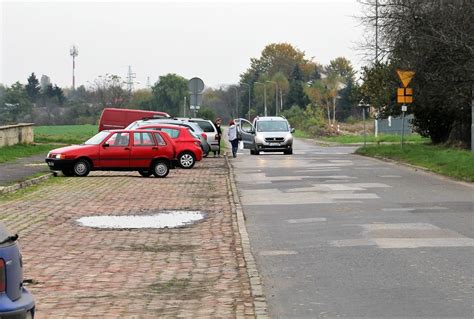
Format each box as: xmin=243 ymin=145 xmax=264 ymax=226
xmin=0 ymin=143 xmax=59 ymax=164
xmin=293 ymin=129 xmax=311 ymax=139
xmin=356 ymin=144 xmax=474 ymax=182
xmin=34 ymin=124 xmax=97 ymax=144
xmin=321 ymin=134 xmax=429 ymax=144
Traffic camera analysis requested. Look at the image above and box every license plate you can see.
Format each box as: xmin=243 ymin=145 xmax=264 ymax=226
xmin=47 ymin=161 xmax=54 ymax=167
xmin=269 ymin=143 xmax=280 ymax=146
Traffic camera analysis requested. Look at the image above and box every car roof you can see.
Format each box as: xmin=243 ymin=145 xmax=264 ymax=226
xmin=138 ymin=124 xmax=187 ymax=130
xmin=255 ymin=116 xmax=287 ymax=121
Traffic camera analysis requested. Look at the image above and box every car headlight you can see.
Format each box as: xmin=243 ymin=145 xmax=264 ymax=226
xmin=255 ymin=134 xmax=264 ymax=143
xmin=55 ymin=154 xmax=63 ymax=159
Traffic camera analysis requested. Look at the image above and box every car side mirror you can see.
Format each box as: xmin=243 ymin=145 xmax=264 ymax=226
xmin=290 ymin=128 xmax=295 ymax=133
xmin=103 ymin=143 xmax=109 ymax=148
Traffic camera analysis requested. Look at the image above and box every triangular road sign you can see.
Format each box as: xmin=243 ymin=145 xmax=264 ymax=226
xmin=396 ymin=70 xmax=415 ymax=87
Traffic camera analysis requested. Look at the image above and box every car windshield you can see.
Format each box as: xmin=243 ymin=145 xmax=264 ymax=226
xmin=84 ymin=131 xmax=110 ymax=145
xmin=256 ymin=121 xmax=289 ymax=132
xmin=125 ymin=121 xmax=142 ymax=130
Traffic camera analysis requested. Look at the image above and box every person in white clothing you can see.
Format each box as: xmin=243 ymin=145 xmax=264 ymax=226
xmin=227 ymin=120 xmax=239 ymax=158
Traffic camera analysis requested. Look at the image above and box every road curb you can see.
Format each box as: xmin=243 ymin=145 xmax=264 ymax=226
xmin=0 ymin=173 xmax=54 ymax=195
xmin=225 ymin=154 xmax=268 ymax=318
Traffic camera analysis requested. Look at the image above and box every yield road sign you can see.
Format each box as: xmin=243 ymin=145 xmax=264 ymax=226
xmin=396 ymin=70 xmax=415 ymax=87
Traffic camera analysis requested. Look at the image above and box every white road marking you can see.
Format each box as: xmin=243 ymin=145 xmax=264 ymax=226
xmin=287 ymin=217 xmax=327 ymax=224
xmin=259 ymin=250 xmax=298 ymax=256
xmin=374 ymin=238 xmax=474 ymax=249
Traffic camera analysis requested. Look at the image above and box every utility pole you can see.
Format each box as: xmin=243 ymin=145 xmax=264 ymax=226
xmin=375 ymin=0 xmax=379 ymax=64
xmin=69 ymin=45 xmax=79 ymax=90
xmin=146 ymin=76 xmax=151 ymax=89
xmin=126 ymin=65 xmax=136 ymax=92
xmin=240 ymin=83 xmax=251 ymax=121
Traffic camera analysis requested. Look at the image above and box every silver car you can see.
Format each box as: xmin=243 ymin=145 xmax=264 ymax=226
xmin=237 ymin=116 xmax=294 ymax=155
xmin=178 ymin=118 xmax=219 ymax=152
xmin=126 ymin=119 xmax=211 ymax=156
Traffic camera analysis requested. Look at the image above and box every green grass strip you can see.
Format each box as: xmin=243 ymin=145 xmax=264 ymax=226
xmin=34 ymin=124 xmax=98 ymax=144
xmin=0 ymin=144 xmax=59 ymax=164
xmin=356 ymin=144 xmax=474 ymax=182
xmin=321 ymin=134 xmax=429 ymax=144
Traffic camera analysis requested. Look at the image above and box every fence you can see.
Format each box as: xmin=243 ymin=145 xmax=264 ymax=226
xmin=0 ymin=123 xmax=34 ymax=147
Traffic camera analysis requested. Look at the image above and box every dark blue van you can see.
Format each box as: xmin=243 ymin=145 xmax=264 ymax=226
xmin=0 ymin=222 xmax=35 ymax=319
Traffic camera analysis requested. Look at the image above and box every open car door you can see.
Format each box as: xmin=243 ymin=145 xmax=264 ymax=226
xmin=236 ymin=118 xmax=255 ymax=149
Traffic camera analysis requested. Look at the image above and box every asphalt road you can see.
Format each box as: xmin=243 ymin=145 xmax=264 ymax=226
xmin=232 ymin=138 xmax=473 ymax=319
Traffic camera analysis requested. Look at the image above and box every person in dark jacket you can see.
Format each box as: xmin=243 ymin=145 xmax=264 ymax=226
xmin=213 ymin=117 xmax=222 ymax=157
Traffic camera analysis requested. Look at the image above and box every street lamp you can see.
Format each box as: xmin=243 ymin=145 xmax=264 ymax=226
xmin=254 ymin=82 xmax=267 ymax=116
xmin=240 ymin=83 xmax=251 ymax=121
xmin=358 ymin=99 xmax=370 ymax=146
xmin=230 ymin=86 xmax=239 ymax=118
xmin=266 ymin=80 xmax=278 ymax=116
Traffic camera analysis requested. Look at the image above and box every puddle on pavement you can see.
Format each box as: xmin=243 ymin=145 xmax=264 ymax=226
xmin=76 ymin=211 xmax=205 ymax=229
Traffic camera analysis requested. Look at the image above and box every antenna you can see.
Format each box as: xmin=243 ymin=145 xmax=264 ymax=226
xmin=69 ymin=45 xmax=79 ymax=90
xmin=126 ymin=65 xmax=136 ymax=92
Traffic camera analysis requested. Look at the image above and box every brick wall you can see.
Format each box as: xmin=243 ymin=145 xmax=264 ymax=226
xmin=0 ymin=123 xmax=34 ymax=147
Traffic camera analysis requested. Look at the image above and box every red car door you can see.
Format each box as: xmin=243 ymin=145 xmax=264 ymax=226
xmin=99 ymin=132 xmax=131 ymax=168
xmin=130 ymin=132 xmax=158 ymax=168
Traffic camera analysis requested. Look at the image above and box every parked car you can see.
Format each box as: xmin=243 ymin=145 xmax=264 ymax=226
xmin=178 ymin=118 xmax=219 ymax=152
xmin=139 ymin=124 xmax=203 ymax=169
xmin=98 ymin=108 xmax=170 ymax=132
xmin=126 ymin=119 xmax=211 ymax=157
xmin=45 ymin=129 xmax=175 ymax=178
xmin=237 ymin=116 xmax=294 ymax=155
xmin=0 ymin=222 xmax=35 ymax=319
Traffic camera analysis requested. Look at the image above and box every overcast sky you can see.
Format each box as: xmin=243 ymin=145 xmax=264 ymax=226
xmin=1 ymin=0 xmax=368 ymax=89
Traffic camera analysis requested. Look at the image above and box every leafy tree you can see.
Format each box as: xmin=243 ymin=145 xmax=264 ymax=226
xmin=0 ymin=82 xmax=32 ymax=124
xmin=286 ymin=65 xmax=310 ymax=109
xmin=361 ymin=0 xmax=473 ymax=146
xmin=90 ymin=74 xmax=130 ymax=108
xmin=151 ymin=74 xmax=188 ymax=116
xmin=25 ymin=73 xmax=40 ymax=102
xmin=127 ymin=89 xmax=154 ymax=110
xmin=197 ymin=106 xmax=216 ymax=121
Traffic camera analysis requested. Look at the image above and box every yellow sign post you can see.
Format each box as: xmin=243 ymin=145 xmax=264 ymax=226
xmin=396 ymin=70 xmax=415 ymax=149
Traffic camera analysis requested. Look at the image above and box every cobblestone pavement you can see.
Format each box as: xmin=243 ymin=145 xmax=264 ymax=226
xmin=0 ymin=158 xmax=255 ymax=318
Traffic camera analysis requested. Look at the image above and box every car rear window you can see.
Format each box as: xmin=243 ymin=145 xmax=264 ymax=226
xmin=195 ymin=121 xmax=215 ymax=133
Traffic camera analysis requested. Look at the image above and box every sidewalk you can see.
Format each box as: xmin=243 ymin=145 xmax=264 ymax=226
xmin=0 ymin=158 xmax=256 ymax=317
xmin=0 ymin=154 xmax=50 ymax=187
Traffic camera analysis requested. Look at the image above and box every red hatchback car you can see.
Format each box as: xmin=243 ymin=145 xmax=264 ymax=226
xmin=45 ymin=129 xmax=175 ymax=177
xmin=138 ymin=124 xmax=203 ymax=169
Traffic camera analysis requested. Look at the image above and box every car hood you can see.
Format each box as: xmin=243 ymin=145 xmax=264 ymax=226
xmin=256 ymin=131 xmax=291 ymax=138
xmin=49 ymin=144 xmax=94 ymax=154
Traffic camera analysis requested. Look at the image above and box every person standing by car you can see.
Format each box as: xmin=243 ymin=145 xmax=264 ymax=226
xmin=213 ymin=117 xmax=222 ymax=157
xmin=227 ymin=120 xmax=239 ymax=158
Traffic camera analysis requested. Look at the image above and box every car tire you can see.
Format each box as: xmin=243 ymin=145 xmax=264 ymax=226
xmin=284 ymin=148 xmax=293 ymax=155
xmin=138 ymin=170 xmax=152 ymax=177
xmin=250 ymin=149 xmax=255 ymax=155
xmin=73 ymin=159 xmax=90 ymax=177
xmin=178 ymin=151 xmax=195 ymax=169
xmin=152 ymin=160 xmax=169 ymax=178
xmin=62 ymin=169 xmax=74 ymax=177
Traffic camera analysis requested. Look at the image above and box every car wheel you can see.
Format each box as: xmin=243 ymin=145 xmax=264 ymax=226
xmin=61 ymin=169 xmax=74 ymax=177
xmin=73 ymin=159 xmax=90 ymax=177
xmin=253 ymin=144 xmax=260 ymax=155
xmin=284 ymin=148 xmax=293 ymax=155
xmin=152 ymin=160 xmax=169 ymax=178
xmin=178 ymin=151 xmax=196 ymax=169
xmin=138 ymin=170 xmax=152 ymax=177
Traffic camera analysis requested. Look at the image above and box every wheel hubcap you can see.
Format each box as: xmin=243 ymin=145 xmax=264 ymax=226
xmin=75 ymin=162 xmax=86 ymax=174
xmin=155 ymin=163 xmax=167 ymax=176
xmin=180 ymin=154 xmax=194 ymax=167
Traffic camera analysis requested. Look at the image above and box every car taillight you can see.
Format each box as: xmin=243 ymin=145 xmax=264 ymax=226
xmin=194 ymin=141 xmax=201 ymax=146
xmin=201 ymin=133 xmax=207 ymax=139
xmin=0 ymin=258 xmax=5 ymax=292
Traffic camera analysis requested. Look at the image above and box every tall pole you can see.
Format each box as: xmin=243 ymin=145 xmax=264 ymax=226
xmin=254 ymin=82 xmax=267 ymax=117
xmin=471 ymin=85 xmax=473 ymax=152
xmin=69 ymin=45 xmax=79 ymax=90
xmin=266 ymin=81 xmax=278 ymax=116
xmin=375 ymin=0 xmax=379 ymax=64
xmin=240 ymin=83 xmax=251 ymax=121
